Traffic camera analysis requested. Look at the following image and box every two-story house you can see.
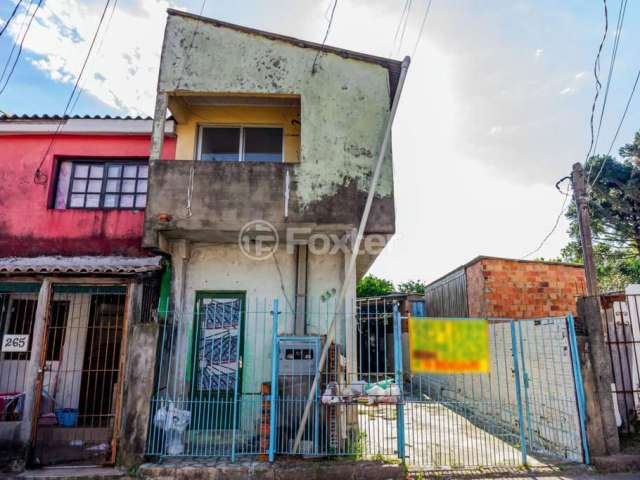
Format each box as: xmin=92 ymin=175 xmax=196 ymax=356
xmin=142 ymin=10 xmax=405 ymax=459
xmin=0 ymin=115 xmax=175 ymax=468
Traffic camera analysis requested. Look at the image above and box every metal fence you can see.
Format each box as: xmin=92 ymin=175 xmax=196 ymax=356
xmin=601 ymin=293 xmax=640 ymax=435
xmin=0 ymin=284 xmax=40 ymax=422
xmin=145 ymin=297 xmax=588 ymax=470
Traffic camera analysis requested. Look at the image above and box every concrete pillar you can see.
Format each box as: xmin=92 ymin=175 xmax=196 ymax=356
xmin=119 ymin=282 xmax=160 ymax=467
xmin=576 ymin=296 xmax=620 ymax=456
xmin=343 ymin=248 xmax=357 ymax=381
xmin=19 ymin=279 xmax=52 ymax=445
xmin=149 ymin=92 xmax=168 ymax=161
xmin=171 ymin=239 xmax=191 ymax=397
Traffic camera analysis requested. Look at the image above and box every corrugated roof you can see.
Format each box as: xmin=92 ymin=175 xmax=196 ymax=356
xmin=0 ymin=256 xmax=163 ymax=274
xmin=0 ymin=114 xmax=153 ymax=121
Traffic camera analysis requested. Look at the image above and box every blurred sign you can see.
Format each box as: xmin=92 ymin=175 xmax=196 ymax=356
xmin=409 ymin=318 xmax=489 ymax=373
xmin=2 ymin=334 xmax=29 ymax=352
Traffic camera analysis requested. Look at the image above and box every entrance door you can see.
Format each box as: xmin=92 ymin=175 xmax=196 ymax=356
xmin=33 ymin=286 xmax=127 ymax=466
xmin=189 ymin=292 xmax=244 ymax=433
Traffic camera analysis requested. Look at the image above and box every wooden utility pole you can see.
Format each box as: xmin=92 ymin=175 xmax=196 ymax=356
xmin=572 ymin=162 xmax=599 ymax=296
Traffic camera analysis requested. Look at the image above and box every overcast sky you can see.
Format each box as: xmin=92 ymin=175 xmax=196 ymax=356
xmin=1 ymin=0 xmax=639 ymax=285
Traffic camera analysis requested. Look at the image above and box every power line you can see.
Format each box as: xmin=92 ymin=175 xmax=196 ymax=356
xmin=582 ymin=0 xmax=608 ymax=170
xmin=390 ymin=0 xmax=411 ymax=57
xmin=410 ymin=0 xmax=432 ymax=58
xmin=592 ymin=0 xmax=627 ymax=156
xmin=0 ymin=0 xmax=42 ymax=97
xmin=69 ymin=0 xmax=119 ymax=115
xmin=0 ymin=0 xmax=32 ymax=88
xmin=34 ymin=0 xmax=113 ymax=184
xmin=0 ymin=0 xmax=24 ymax=38
xmin=522 ymin=178 xmax=571 ymax=259
xmin=396 ymin=0 xmax=412 ymax=57
xmin=311 ymin=0 xmax=338 ymax=74
xmin=590 ymin=64 xmax=640 ymax=187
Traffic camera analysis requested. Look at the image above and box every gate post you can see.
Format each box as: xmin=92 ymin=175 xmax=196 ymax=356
xmin=509 ymin=319 xmax=528 ymax=465
xmin=567 ymin=314 xmax=590 ymax=464
xmin=575 ymin=296 xmax=620 ymax=456
xmin=392 ymin=303 xmax=405 ymax=462
xmin=268 ymin=299 xmax=280 ymax=462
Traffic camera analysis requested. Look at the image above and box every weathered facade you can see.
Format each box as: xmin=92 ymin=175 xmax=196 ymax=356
xmin=141 ymin=10 xmax=403 ymax=461
xmin=425 ymin=256 xmax=586 ymax=319
xmin=0 ymin=116 xmax=175 ymax=470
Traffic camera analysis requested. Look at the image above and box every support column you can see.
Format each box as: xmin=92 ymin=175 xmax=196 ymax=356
xmin=343 ymin=247 xmax=357 ymax=380
xmin=576 ymin=296 xmax=620 ymax=456
xmin=149 ymin=92 xmax=168 ymax=160
xmin=294 ymin=245 xmax=308 ymax=336
xmin=118 ymin=282 xmax=159 ymax=467
xmin=171 ymin=239 xmax=191 ymax=398
xmin=20 ymin=279 xmax=52 ymax=445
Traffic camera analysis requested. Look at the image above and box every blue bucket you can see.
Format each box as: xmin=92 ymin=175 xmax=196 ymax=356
xmin=55 ymin=408 xmax=78 ymax=427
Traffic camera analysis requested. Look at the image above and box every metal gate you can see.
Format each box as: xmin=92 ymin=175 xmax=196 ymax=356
xmin=601 ymin=292 xmax=640 ymax=437
xmin=145 ymin=297 xmax=588 ymax=470
xmin=32 ymin=285 xmax=128 ymax=466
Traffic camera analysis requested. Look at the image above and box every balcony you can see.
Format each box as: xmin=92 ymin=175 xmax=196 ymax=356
xmin=142 ymin=159 xmax=395 ymax=249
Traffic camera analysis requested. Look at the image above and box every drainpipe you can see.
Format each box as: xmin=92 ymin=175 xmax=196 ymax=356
xmin=292 ymin=56 xmax=411 ymax=453
xmin=294 ymin=244 xmax=308 ymax=336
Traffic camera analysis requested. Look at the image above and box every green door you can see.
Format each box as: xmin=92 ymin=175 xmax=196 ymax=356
xmin=189 ymin=291 xmax=245 ymax=430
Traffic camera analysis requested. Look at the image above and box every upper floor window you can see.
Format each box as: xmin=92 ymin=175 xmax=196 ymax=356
xmin=198 ymin=126 xmax=283 ymax=162
xmin=55 ymin=160 xmax=148 ymax=210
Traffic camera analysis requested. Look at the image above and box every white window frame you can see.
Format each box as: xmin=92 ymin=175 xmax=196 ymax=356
xmin=196 ymin=124 xmax=285 ymax=163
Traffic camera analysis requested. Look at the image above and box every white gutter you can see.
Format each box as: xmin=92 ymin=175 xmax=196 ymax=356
xmin=292 ymin=55 xmax=411 ymax=453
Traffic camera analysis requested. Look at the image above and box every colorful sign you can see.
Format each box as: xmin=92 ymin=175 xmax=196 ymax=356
xmin=409 ymin=317 xmax=490 ymax=374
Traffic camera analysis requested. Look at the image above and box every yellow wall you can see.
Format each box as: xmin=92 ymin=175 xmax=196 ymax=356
xmin=172 ymin=103 xmax=301 ymax=163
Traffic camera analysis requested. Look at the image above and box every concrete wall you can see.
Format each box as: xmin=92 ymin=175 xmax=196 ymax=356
xmin=174 ymin=243 xmax=347 ymax=395
xmin=158 ymin=11 xmax=396 ymax=208
xmin=0 ymin=133 xmax=175 ymax=257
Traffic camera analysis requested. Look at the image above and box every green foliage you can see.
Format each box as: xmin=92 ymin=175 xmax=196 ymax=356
xmin=356 ymin=275 xmax=394 ymax=298
xmin=397 ymin=279 xmax=427 ymax=295
xmin=561 ymin=130 xmax=640 ymax=292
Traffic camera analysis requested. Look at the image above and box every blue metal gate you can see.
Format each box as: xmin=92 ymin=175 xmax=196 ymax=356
xmin=145 ymin=297 xmax=588 ymax=470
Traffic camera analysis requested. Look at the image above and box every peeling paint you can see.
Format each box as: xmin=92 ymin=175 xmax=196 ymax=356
xmin=158 ymin=14 xmax=395 ymax=207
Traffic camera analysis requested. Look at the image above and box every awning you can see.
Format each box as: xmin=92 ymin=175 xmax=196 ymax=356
xmin=0 ymin=256 xmax=163 ymax=275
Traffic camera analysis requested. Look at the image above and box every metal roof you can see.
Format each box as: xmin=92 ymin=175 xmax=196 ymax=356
xmin=0 ymin=256 xmax=163 ymax=275
xmin=0 ymin=114 xmax=153 ymax=121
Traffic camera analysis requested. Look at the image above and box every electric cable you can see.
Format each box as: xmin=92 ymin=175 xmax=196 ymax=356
xmin=311 ymin=0 xmax=338 ymax=74
xmin=0 ymin=0 xmax=24 ymax=38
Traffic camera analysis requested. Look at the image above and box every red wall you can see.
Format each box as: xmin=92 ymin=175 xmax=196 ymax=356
xmin=0 ymin=133 xmax=176 ymax=257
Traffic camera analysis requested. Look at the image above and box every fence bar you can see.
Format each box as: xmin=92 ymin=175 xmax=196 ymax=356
xmin=392 ymin=303 xmax=405 ymax=461
xmin=230 ymin=300 xmax=243 ymax=462
xmin=510 ymin=319 xmax=528 ymax=465
xmin=268 ymin=299 xmax=280 ymax=462
xmin=516 ymin=320 xmax=534 ymax=447
xmin=567 ymin=313 xmax=590 ymax=465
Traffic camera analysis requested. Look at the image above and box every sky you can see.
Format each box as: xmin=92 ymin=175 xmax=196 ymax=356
xmin=0 ymin=0 xmax=639 ymax=286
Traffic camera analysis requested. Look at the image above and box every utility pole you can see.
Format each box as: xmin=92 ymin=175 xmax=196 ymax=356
xmin=572 ymin=162 xmax=599 ymax=296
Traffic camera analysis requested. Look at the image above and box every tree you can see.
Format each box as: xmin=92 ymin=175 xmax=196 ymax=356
xmin=397 ymin=279 xmax=427 ymax=295
xmin=356 ymin=275 xmax=394 ymax=298
xmin=560 ymin=129 xmax=640 ymax=291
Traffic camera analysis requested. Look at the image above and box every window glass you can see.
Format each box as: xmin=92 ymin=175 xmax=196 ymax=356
xmin=244 ymin=128 xmax=283 ymax=162
xmin=200 ymin=127 xmax=240 ymax=161
xmin=63 ymin=161 xmax=148 ymax=209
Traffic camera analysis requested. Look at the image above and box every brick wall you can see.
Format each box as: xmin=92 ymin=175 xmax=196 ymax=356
xmin=466 ymin=258 xmax=586 ymax=319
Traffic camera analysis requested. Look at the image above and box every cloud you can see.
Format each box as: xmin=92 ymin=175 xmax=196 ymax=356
xmin=575 ymin=71 xmax=585 ymax=79
xmin=535 ymin=48 xmax=544 ymax=57
xmin=6 ymin=0 xmax=172 ymax=115
xmin=559 ymin=87 xmax=575 ymax=95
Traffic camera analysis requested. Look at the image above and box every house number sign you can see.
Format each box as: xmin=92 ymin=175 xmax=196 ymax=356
xmin=2 ymin=334 xmax=29 ymax=352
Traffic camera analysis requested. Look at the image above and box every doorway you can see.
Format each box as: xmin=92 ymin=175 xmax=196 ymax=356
xmin=32 ymin=285 xmax=128 ymax=466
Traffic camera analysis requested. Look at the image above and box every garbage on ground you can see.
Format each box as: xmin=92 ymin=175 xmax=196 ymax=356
xmin=153 ymin=401 xmax=191 ymax=456
xmin=321 ymin=380 xmax=401 ymax=405
xmin=86 ymin=442 xmax=109 ymax=452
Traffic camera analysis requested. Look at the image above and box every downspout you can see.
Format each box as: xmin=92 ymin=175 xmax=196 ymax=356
xmin=291 ymin=56 xmax=411 ymax=453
